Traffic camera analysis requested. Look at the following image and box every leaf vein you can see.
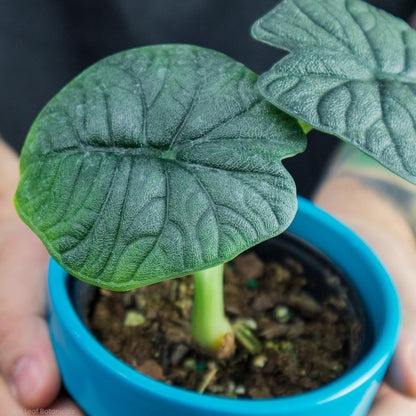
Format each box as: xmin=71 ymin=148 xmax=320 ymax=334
xmin=189 ymin=97 xmax=264 ymax=144
xmin=107 ymin=157 xmax=133 ymax=282
xmin=345 ymin=0 xmax=378 ymax=67
xmin=185 ymin=169 xmax=220 ymax=258
xmin=60 ymin=157 xmax=122 ymax=272
xmin=135 ymin=162 xmax=170 ymax=273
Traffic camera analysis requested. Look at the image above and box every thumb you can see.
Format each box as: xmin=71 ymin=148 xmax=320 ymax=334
xmin=382 ymin=247 xmax=416 ymax=396
xmin=339 ymin=217 xmax=416 ymax=396
xmin=0 ymin=221 xmax=61 ymax=408
xmin=388 ymin=329 xmax=416 ymax=396
xmin=313 ymin=176 xmax=416 ymax=397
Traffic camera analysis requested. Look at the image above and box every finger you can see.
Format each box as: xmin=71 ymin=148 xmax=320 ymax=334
xmin=0 ymin=221 xmax=60 ymax=408
xmin=368 ymin=384 xmax=416 ymax=416
xmin=314 ymin=177 xmax=416 ymax=396
xmin=339 ymin=218 xmax=416 ymax=396
xmin=0 ymin=375 xmax=84 ymax=416
xmin=384 ymin=252 xmax=416 ymax=397
xmin=388 ymin=329 xmax=416 ymax=396
xmin=0 ymin=375 xmax=21 ymax=412
xmin=349 ymin=221 xmax=416 ymax=396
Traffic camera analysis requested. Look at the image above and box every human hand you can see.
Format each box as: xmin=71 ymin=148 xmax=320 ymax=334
xmin=314 ymin=166 xmax=416 ymax=415
xmin=313 ymin=9 xmax=416 ymax=415
xmin=0 ymin=139 xmax=82 ymax=415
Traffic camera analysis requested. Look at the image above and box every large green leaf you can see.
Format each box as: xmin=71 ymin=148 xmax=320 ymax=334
xmin=252 ymin=0 xmax=416 ymax=184
xmin=15 ymin=44 xmax=305 ymax=290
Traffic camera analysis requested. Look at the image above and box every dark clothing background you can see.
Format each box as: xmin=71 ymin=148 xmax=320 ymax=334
xmin=0 ymin=0 xmax=414 ymax=196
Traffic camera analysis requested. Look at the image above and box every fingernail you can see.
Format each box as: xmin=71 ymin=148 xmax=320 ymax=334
xmin=9 ymin=357 xmax=41 ymax=401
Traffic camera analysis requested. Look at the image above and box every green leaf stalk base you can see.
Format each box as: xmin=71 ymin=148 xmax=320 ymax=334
xmin=48 ymin=197 xmax=400 ymax=415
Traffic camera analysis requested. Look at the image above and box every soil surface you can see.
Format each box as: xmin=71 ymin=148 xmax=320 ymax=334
xmin=88 ymin=251 xmax=362 ymax=398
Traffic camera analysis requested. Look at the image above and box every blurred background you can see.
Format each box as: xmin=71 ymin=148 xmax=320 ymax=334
xmin=0 ymin=0 xmax=414 ymax=196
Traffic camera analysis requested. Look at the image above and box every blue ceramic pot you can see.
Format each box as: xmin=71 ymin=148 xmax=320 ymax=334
xmin=48 ymin=197 xmax=401 ymax=416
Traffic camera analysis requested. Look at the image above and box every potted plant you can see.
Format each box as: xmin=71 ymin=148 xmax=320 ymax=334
xmin=14 ymin=0 xmax=413 ymax=414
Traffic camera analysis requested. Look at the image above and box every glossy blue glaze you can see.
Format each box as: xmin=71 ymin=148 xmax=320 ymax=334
xmin=48 ymin=197 xmax=401 ymax=415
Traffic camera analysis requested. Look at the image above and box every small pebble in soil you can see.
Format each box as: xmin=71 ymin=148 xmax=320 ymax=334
xmin=122 ymin=292 xmax=134 ymax=307
xmin=234 ymin=385 xmax=246 ymax=395
xmin=288 ymin=292 xmax=321 ymax=317
xmin=226 ymin=381 xmax=236 ymax=396
xmin=252 ymin=354 xmax=268 ymax=369
xmin=170 ymin=344 xmax=190 ymax=366
xmin=285 ymin=257 xmax=304 ymax=274
xmin=331 ymin=362 xmax=344 ymax=373
xmin=178 ymin=282 xmax=188 ymax=299
xmin=137 ymin=359 xmax=164 ymax=381
xmin=273 ymin=305 xmax=292 ymax=323
xmin=208 ymin=384 xmax=225 ymax=394
xmin=175 ymin=299 xmax=193 ymax=319
xmin=183 ymin=358 xmax=197 ymax=370
xmin=124 ymin=310 xmax=146 ymax=327
xmin=134 ymin=293 xmax=147 ymax=310
xmin=270 ymin=263 xmax=291 ymax=282
xmin=279 ymin=340 xmax=294 ymax=352
xmin=100 ymin=289 xmax=113 ymax=297
xmin=265 ymin=340 xmax=278 ymax=351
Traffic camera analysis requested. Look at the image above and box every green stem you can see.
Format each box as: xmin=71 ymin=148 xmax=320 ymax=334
xmin=192 ymin=264 xmax=234 ymax=358
xmin=298 ymin=119 xmax=313 ymax=134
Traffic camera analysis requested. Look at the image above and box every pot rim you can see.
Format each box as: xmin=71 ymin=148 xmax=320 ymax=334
xmin=48 ymin=196 xmax=401 ymax=414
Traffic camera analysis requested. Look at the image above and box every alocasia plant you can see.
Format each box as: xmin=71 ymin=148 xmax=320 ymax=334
xmin=15 ymin=44 xmax=305 ymax=355
xmin=14 ymin=0 xmax=416 ymax=359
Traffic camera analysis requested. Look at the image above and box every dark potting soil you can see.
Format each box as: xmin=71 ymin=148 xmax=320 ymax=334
xmin=88 ymin=251 xmax=362 ymax=398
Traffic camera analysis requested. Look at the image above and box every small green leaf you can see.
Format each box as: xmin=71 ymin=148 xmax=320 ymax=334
xmin=15 ymin=44 xmax=305 ymax=290
xmin=252 ymin=0 xmax=416 ymax=184
xmin=232 ymin=321 xmax=262 ymax=354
